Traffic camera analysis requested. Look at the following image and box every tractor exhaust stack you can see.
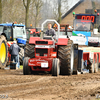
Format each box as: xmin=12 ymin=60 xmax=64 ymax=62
xmin=40 ymin=31 xmax=43 ymax=39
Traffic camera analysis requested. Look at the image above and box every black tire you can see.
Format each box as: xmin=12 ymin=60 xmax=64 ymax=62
xmin=52 ymin=58 xmax=60 ymax=76
xmin=19 ymin=48 xmax=24 ymax=65
xmin=23 ymin=57 xmax=31 ymax=75
xmin=94 ymin=54 xmax=99 ymax=73
xmin=0 ymin=35 xmax=8 ymax=69
xmin=58 ymin=40 xmax=74 ymax=75
xmin=24 ymin=41 xmax=35 ymax=58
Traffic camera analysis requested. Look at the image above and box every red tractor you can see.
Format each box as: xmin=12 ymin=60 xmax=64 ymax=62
xmin=23 ymin=19 xmax=74 ymax=76
xmin=26 ymin=27 xmax=40 ymax=40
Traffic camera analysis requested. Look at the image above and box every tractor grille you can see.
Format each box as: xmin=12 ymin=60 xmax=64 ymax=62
xmin=36 ymin=48 xmax=48 ymax=56
xmin=36 ymin=41 xmax=48 ymax=44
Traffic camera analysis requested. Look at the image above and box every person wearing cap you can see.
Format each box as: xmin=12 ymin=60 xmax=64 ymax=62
xmin=45 ymin=23 xmax=56 ymax=39
xmin=10 ymin=41 xmax=21 ymax=69
xmin=77 ymin=22 xmax=88 ymax=31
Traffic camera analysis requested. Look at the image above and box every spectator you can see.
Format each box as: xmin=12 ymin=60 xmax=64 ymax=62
xmin=10 ymin=41 xmax=21 ymax=69
xmin=77 ymin=22 xmax=88 ymax=31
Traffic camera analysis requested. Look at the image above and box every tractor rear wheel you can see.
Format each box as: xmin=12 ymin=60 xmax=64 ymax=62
xmin=58 ymin=40 xmax=74 ymax=75
xmin=94 ymin=55 xmax=99 ymax=73
xmin=19 ymin=48 xmax=24 ymax=65
xmin=24 ymin=41 xmax=35 ymax=58
xmin=23 ymin=57 xmax=31 ymax=75
xmin=0 ymin=35 xmax=8 ymax=69
xmin=52 ymin=58 xmax=60 ymax=76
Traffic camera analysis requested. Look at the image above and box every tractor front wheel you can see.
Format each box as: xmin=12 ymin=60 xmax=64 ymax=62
xmin=24 ymin=41 xmax=35 ymax=58
xmin=23 ymin=57 xmax=31 ymax=75
xmin=52 ymin=58 xmax=60 ymax=76
xmin=19 ymin=48 xmax=24 ymax=65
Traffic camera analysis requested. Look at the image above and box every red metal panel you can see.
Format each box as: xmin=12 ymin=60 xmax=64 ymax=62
xmin=98 ymin=53 xmax=100 ymax=63
xmin=48 ymin=40 xmax=54 ymax=45
xmin=83 ymin=52 xmax=89 ymax=64
xmin=31 ymin=66 xmax=52 ymax=71
xmin=30 ymin=29 xmax=36 ymax=34
xmin=50 ymin=52 xmax=57 ymax=58
xmin=57 ymin=38 xmax=68 ymax=45
xmin=35 ymin=32 xmax=40 ymax=34
xmin=7 ymin=42 xmax=13 ymax=47
xmin=83 ymin=53 xmax=89 ymax=61
xmin=28 ymin=58 xmax=53 ymax=71
xmin=29 ymin=37 xmax=40 ymax=44
xmin=83 ymin=52 xmax=100 ymax=64
xmin=8 ymin=52 xmax=11 ymax=62
xmin=7 ymin=42 xmax=13 ymax=62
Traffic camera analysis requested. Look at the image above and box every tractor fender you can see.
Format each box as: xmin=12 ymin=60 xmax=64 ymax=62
xmin=29 ymin=37 xmax=40 ymax=44
xmin=57 ymin=38 xmax=68 ymax=45
xmin=0 ymin=33 xmax=7 ymax=40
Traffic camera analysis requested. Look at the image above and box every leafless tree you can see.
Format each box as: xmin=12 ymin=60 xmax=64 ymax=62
xmin=2 ymin=0 xmax=25 ymax=23
xmin=23 ymin=0 xmax=32 ymax=27
xmin=58 ymin=0 xmax=61 ymax=23
xmin=33 ymin=0 xmax=43 ymax=27
xmin=0 ymin=0 xmax=2 ymax=23
xmin=91 ymin=0 xmax=96 ymax=14
xmin=53 ymin=0 xmax=69 ymax=23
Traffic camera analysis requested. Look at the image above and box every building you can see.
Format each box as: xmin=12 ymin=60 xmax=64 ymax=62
xmin=61 ymin=0 xmax=100 ymax=26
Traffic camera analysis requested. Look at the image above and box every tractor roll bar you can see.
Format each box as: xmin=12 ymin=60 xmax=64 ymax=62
xmin=41 ymin=19 xmax=60 ymax=39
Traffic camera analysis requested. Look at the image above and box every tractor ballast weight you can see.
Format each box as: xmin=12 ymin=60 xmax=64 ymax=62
xmin=24 ymin=19 xmax=74 ymax=76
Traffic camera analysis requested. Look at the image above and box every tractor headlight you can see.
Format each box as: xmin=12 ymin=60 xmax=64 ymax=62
xmin=44 ymin=54 xmax=47 ymax=57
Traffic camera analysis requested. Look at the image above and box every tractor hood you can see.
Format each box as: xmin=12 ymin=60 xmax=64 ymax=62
xmin=29 ymin=37 xmax=54 ymax=45
xmin=35 ymin=40 xmax=53 ymax=45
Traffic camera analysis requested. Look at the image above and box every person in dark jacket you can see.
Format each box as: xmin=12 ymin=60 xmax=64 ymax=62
xmin=45 ymin=23 xmax=56 ymax=39
xmin=10 ymin=41 xmax=21 ymax=69
xmin=77 ymin=22 xmax=88 ymax=31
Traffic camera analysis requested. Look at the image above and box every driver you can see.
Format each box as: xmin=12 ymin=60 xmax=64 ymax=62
xmin=77 ymin=22 xmax=88 ymax=31
xmin=45 ymin=23 xmax=56 ymax=39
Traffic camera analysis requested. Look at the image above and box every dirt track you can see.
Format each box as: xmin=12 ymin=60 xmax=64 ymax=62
xmin=0 ymin=69 xmax=100 ymax=100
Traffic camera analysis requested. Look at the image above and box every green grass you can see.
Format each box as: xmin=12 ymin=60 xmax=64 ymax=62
xmin=20 ymin=65 xmax=23 ymax=69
